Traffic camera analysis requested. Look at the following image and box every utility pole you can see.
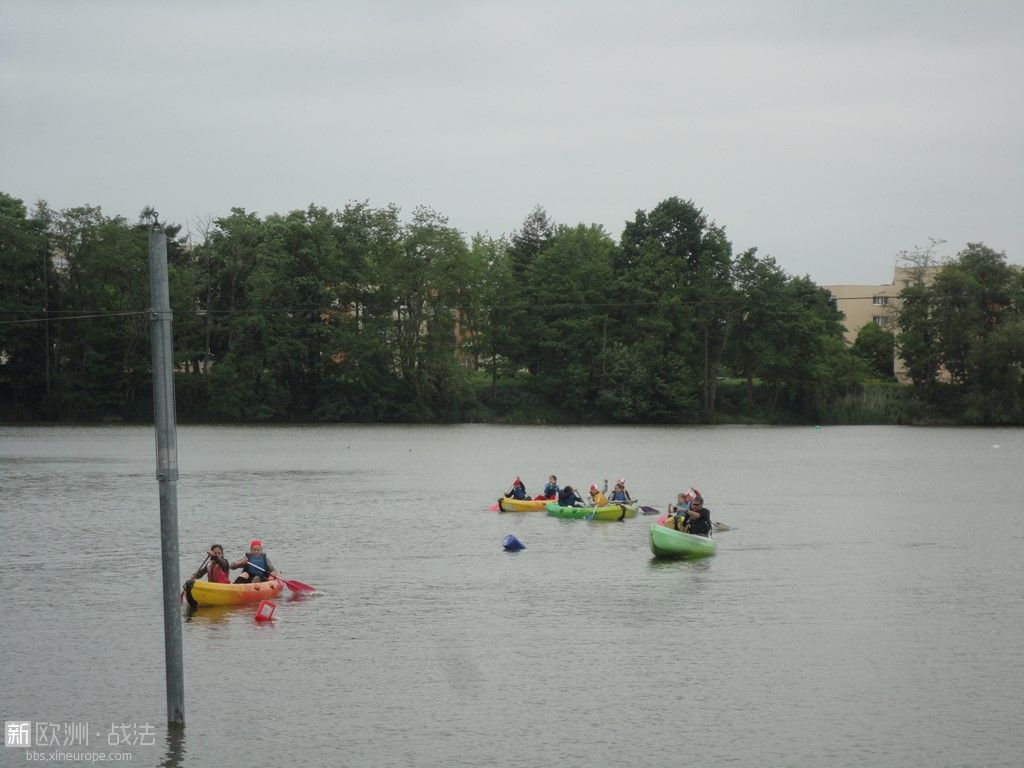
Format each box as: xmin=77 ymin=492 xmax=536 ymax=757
xmin=148 ymin=226 xmax=185 ymax=727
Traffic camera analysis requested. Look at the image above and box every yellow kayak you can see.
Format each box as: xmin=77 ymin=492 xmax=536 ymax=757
xmin=499 ymin=498 xmax=550 ymax=512
xmin=188 ymin=579 xmax=284 ymax=606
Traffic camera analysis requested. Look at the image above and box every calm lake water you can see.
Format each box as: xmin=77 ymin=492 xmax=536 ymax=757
xmin=2 ymin=424 xmax=1023 ymax=767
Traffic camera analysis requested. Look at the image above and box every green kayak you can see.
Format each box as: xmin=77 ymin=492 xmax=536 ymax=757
xmin=546 ymin=502 xmax=591 ymax=519
xmin=649 ymin=522 xmax=717 ymax=558
xmin=546 ymin=502 xmax=638 ymax=521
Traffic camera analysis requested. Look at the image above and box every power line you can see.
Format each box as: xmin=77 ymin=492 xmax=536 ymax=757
xmin=0 ymin=293 xmax=992 ymax=327
xmin=0 ymin=310 xmax=148 ymax=326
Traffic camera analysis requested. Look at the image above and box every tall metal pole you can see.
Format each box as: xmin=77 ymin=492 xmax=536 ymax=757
xmin=148 ymin=228 xmax=185 ymax=727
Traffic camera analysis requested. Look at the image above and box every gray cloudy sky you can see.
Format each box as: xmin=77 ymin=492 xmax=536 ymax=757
xmin=2 ymin=0 xmax=1022 ymax=284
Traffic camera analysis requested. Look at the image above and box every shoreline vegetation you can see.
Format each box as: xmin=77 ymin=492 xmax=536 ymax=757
xmin=2 ymin=191 xmax=1022 ymax=426
xmin=0 ymin=381 xmax=968 ymax=427
xmin=0 ymin=382 xmax=966 ymax=430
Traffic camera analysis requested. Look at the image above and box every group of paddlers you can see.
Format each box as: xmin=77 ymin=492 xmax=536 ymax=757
xmin=503 ymin=475 xmax=715 ymax=537
xmin=504 ymin=475 xmax=634 ymax=508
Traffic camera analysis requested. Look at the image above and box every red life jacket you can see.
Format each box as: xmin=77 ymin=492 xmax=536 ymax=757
xmin=207 ymin=559 xmax=230 ymax=584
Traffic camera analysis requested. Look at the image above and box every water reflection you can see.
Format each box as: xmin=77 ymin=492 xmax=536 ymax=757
xmin=184 ymin=593 xmax=316 ymax=622
xmin=184 ymin=604 xmax=245 ymax=625
xmin=159 ymin=726 xmax=185 ymax=768
xmin=646 ymin=556 xmax=716 ymax=572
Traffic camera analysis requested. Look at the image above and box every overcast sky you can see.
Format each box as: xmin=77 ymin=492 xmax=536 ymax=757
xmin=2 ymin=0 xmax=1021 ymax=284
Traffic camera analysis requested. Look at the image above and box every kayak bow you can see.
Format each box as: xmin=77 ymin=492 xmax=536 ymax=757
xmin=649 ymin=516 xmax=717 ymax=559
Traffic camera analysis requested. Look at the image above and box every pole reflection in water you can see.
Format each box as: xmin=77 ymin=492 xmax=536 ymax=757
xmin=159 ymin=726 xmax=186 ymax=768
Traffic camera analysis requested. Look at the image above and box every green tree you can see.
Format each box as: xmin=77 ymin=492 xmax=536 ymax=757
xmin=523 ymin=223 xmax=616 ymax=415
xmin=506 ymin=206 xmax=554 ymax=374
xmin=395 ymin=206 xmax=474 ymax=418
xmin=765 ymin=276 xmax=856 ymax=418
xmin=729 ymin=248 xmax=789 ymax=406
xmin=930 ymin=243 xmax=1023 ymax=423
xmin=612 ymin=197 xmax=734 ymax=421
xmin=895 ymin=240 xmax=945 ymax=397
xmin=464 ymin=234 xmax=507 ymax=381
xmin=199 ymin=209 xmax=287 ymax=420
xmin=852 ymin=321 xmax=896 ymax=379
xmin=48 ymin=205 xmax=174 ymax=419
xmin=317 ymin=202 xmax=406 ymax=421
xmin=0 ymin=193 xmax=51 ymax=416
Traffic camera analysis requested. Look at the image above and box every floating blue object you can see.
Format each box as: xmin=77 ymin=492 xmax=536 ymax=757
xmin=502 ymin=534 xmax=525 ymax=551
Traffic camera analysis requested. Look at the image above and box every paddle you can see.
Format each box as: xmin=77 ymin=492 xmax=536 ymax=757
xmin=609 ymin=501 xmax=629 ymax=522
xmin=612 ymin=500 xmax=634 ymax=522
xmin=241 ymin=559 xmax=316 ymax=593
xmin=179 ymin=554 xmax=209 ymax=605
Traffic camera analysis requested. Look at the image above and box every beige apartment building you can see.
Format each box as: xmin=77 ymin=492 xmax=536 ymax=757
xmin=825 ymin=266 xmax=936 ymax=382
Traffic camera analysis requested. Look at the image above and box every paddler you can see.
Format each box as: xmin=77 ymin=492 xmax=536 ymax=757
xmin=680 ymin=496 xmax=712 ymax=536
xmin=231 ymin=539 xmax=281 ymax=584
xmin=186 ymin=544 xmax=230 ymax=585
xmin=608 ymin=478 xmax=632 ymax=502
xmin=558 ymin=484 xmax=584 ymax=507
xmin=589 ymin=483 xmax=608 ymax=507
xmin=181 ymin=544 xmax=231 ymax=610
xmin=668 ymin=487 xmax=703 ymax=526
xmin=542 ymin=475 xmax=560 ymax=500
xmin=504 ymin=476 xmax=528 ymax=500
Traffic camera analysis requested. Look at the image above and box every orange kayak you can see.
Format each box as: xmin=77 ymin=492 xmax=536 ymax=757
xmin=189 ymin=579 xmax=284 ymax=606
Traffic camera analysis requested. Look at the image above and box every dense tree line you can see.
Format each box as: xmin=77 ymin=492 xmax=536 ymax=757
xmin=2 ymin=190 xmax=1020 ymax=424
xmin=896 ymin=241 xmax=1024 ymax=424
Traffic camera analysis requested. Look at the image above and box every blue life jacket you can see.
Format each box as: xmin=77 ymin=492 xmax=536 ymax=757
xmin=543 ymin=482 xmax=559 ymax=498
xmin=509 ymin=484 xmax=527 ymax=500
xmin=245 ymin=553 xmax=269 ymax=577
xmin=610 ymin=490 xmax=628 ymax=502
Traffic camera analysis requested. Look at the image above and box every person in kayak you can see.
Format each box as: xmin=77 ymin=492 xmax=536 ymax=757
xmin=589 ymin=483 xmax=608 ymax=507
xmin=557 ymin=485 xmax=584 ymax=507
xmin=668 ymin=491 xmax=691 ymax=520
xmin=542 ymin=475 xmax=560 ymax=500
xmin=231 ymin=539 xmax=281 ymax=583
xmin=182 ymin=544 xmax=231 ymax=610
xmin=608 ymin=478 xmax=632 ymax=502
xmin=505 ymin=476 xmax=527 ymax=500
xmin=680 ymin=496 xmax=712 ymax=536
xmin=186 ymin=544 xmax=230 ymax=585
